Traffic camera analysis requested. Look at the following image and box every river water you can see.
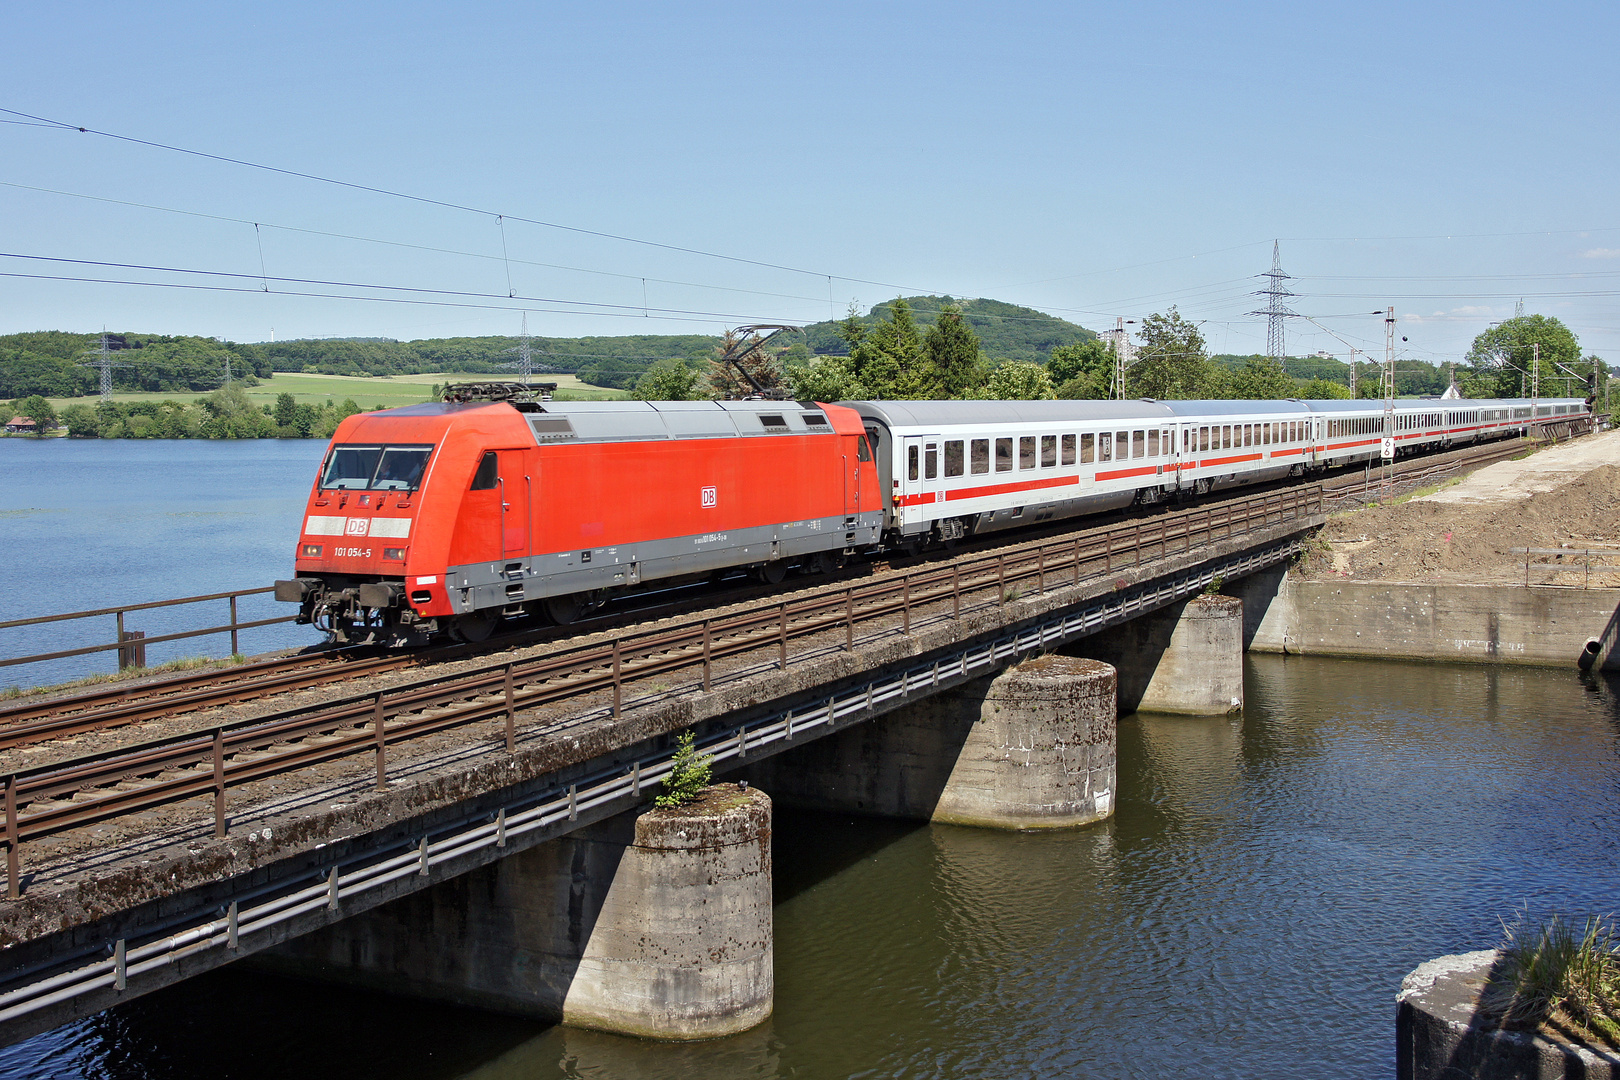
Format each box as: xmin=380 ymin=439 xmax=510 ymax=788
xmin=0 ymin=655 xmax=1614 ymax=1079
xmin=2 ymin=441 xmax=1617 ymax=1077
xmin=0 ymin=439 xmax=327 ymax=689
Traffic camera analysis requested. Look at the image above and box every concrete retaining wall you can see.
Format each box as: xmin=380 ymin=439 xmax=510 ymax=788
xmin=1397 ymin=950 xmax=1620 ymax=1079
xmin=1227 ymin=572 xmax=1620 ymax=671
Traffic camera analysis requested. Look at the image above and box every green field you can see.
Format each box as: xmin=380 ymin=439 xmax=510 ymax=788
xmin=44 ymin=372 xmax=627 ymax=411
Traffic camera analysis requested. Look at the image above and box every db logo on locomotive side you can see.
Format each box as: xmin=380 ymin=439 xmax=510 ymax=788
xmin=345 ymin=518 xmax=370 ymax=536
xmin=701 ymin=486 xmax=717 ymax=508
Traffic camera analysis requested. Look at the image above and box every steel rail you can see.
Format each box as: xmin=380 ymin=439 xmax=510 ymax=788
xmin=0 ymin=483 xmax=1311 ymax=749
xmin=0 ymin=484 xmax=1322 ymax=897
xmin=2 ymin=427 xmax=1540 ymax=728
xmin=0 ymin=651 xmax=417 ymax=748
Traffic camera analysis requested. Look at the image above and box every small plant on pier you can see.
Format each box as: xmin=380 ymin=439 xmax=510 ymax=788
xmin=1483 ymin=911 xmax=1620 ymax=1046
xmin=656 ymin=730 xmax=713 ymax=808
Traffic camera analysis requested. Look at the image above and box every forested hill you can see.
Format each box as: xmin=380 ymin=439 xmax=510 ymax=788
xmin=800 ymin=296 xmax=1095 ymax=364
xmin=0 ymin=298 xmax=1098 ymax=397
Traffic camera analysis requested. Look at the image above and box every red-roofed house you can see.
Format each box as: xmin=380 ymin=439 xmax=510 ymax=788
xmin=4 ymin=417 xmax=37 ymax=434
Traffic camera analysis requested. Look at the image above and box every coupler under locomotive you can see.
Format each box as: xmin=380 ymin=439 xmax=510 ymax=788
xmin=275 ymin=576 xmax=437 ymax=646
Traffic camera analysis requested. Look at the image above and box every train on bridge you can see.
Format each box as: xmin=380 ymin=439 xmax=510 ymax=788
xmin=274 ymin=387 xmax=1589 ymax=644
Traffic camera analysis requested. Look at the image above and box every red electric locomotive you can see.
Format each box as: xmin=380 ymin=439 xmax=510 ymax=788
xmin=275 ymin=388 xmax=882 ymax=643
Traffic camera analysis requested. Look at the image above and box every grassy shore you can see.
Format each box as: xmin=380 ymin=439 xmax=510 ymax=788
xmin=42 ymin=371 xmax=627 ymax=411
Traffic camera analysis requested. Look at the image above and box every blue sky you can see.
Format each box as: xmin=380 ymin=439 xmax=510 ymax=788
xmin=3 ymin=0 xmax=1617 ymax=370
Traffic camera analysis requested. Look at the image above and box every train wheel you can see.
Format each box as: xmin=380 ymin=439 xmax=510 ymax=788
xmin=449 ymin=611 xmax=498 ymax=643
xmin=544 ymin=593 xmax=583 ymax=625
xmin=752 ymin=561 xmax=788 ymax=585
xmin=810 ymin=551 xmax=846 ymax=574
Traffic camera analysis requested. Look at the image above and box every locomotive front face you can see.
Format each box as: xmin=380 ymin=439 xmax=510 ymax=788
xmin=300 ymin=442 xmax=432 ymax=572
xmin=278 ymin=437 xmax=437 ymax=642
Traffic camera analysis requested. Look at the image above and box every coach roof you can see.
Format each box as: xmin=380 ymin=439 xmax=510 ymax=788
xmin=376 ymin=399 xmax=845 ymax=442
xmin=841 ymin=400 xmax=1178 ymax=428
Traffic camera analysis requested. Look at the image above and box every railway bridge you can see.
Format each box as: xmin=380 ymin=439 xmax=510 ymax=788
xmin=0 ymin=488 xmax=1325 ymax=1045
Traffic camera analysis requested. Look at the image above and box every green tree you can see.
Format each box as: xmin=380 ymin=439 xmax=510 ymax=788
xmin=1298 ymin=378 xmax=1351 ymax=399
xmin=1464 ymin=314 xmax=1581 ymax=398
xmin=16 ymin=395 xmax=57 ymax=432
xmin=273 ymin=392 xmax=298 ymax=428
xmin=706 ymin=330 xmax=785 ymax=399
xmin=655 ymin=730 xmax=713 ymax=808
xmin=785 ymin=354 xmax=864 ymax=402
xmin=851 ymin=298 xmax=923 ymax=398
xmin=1229 ymin=356 xmax=1295 ymax=399
xmin=919 ymin=305 xmax=985 ymax=398
xmin=1048 ymin=339 xmax=1115 ymax=399
xmin=1130 ymin=308 xmax=1213 ymax=399
xmin=632 ymin=357 xmax=702 ymax=400
xmin=58 ymin=403 xmax=100 ymax=437
xmin=982 ymin=360 xmax=1054 ymax=400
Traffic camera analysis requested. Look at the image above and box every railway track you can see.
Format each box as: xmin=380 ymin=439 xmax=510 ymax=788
xmin=0 ymin=431 xmax=1547 ymax=754
xmin=1320 ymin=437 xmax=1531 ymax=508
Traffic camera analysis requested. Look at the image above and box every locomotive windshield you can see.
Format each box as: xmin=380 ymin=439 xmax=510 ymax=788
xmin=320 ymin=444 xmax=435 ymax=491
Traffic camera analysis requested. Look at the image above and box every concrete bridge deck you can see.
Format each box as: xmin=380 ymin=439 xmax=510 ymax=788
xmin=0 ymin=489 xmax=1324 ymax=1046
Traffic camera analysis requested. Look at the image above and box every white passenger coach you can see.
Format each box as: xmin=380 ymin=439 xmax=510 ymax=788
xmin=843 ymin=397 xmax=1589 ymax=544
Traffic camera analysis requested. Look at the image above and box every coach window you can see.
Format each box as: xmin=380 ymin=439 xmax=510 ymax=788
xmin=1041 ymin=435 xmax=1057 ymax=467
xmin=1019 ymin=436 xmax=1037 ymax=469
xmin=1131 ymin=430 xmax=1144 ymax=458
xmin=1062 ymin=434 xmax=1076 ymax=465
xmin=470 ymin=451 xmax=499 ymax=490
xmin=925 ymin=443 xmax=938 ymax=480
xmin=1199 ymin=427 xmax=1210 ymax=452
xmin=1147 ymin=430 xmax=1159 ymax=456
xmin=971 ymin=438 xmax=990 ymax=474
xmin=1099 ymin=433 xmax=1113 ymax=461
xmin=995 ymin=438 xmax=1013 ymax=472
xmin=945 ymin=440 xmax=964 ymax=478
xmin=907 ymin=445 xmax=919 ymax=482
xmin=1081 ymin=433 xmax=1095 ymax=463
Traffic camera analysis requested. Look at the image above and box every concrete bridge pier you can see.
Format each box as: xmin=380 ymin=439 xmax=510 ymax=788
xmin=1071 ymin=593 xmax=1245 ymax=715
xmin=261 ymin=785 xmax=773 ymax=1040
xmin=737 ymin=655 xmax=1117 ymax=830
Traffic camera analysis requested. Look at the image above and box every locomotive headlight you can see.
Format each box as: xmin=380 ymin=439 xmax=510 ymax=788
xmin=301 ymin=544 xmax=322 ymax=557
xmin=384 ymin=547 xmax=406 ymax=560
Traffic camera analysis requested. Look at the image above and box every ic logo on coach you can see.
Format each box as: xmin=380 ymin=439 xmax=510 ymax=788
xmin=701 ymin=486 xmax=717 ymax=508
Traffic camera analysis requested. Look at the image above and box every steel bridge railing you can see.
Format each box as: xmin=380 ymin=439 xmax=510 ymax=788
xmin=0 ymin=588 xmax=297 ymax=673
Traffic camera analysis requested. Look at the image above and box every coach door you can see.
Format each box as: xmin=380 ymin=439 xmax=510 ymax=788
xmin=496 ymin=449 xmax=530 ymax=558
xmin=900 ymin=435 xmax=940 ymax=527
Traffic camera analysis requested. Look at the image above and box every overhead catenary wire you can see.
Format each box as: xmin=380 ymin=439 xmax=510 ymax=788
xmin=0 ymin=106 xmax=932 ymax=295
xmin=0 ymin=180 xmax=1136 ymax=335
xmin=6 ymin=109 xmax=1615 ymax=357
